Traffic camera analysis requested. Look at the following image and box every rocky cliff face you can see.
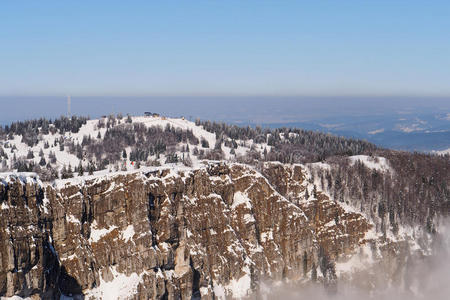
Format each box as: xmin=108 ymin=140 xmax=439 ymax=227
xmin=0 ymin=162 xmax=435 ymax=299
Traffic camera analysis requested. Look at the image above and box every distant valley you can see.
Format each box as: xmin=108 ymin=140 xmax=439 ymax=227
xmin=259 ymin=111 xmax=450 ymax=152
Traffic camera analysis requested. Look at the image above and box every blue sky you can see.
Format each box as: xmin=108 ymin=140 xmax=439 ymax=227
xmin=1 ymin=1 xmax=450 ymax=96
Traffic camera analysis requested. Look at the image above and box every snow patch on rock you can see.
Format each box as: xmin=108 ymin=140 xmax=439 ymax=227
xmin=89 ymin=221 xmax=118 ymax=243
xmin=66 ymin=214 xmax=81 ymax=224
xmin=231 ymin=191 xmax=252 ymax=210
xmin=84 ymin=266 xmax=144 ymax=300
xmin=120 ymin=225 xmax=135 ymax=243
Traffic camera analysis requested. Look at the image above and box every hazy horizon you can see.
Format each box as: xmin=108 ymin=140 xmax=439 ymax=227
xmin=1 ymin=95 xmax=449 ymax=125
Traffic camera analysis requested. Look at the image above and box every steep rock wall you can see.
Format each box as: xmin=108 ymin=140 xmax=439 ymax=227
xmin=0 ymin=163 xmax=396 ymax=299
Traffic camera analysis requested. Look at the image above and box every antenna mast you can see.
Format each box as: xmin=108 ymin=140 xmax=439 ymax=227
xmin=67 ymin=95 xmax=71 ymax=118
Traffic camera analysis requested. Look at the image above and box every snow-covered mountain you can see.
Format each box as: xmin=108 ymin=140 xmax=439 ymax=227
xmin=0 ymin=115 xmax=271 ymax=177
xmin=0 ymin=115 xmax=449 ymax=299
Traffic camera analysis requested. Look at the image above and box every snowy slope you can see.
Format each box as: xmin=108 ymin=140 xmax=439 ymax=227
xmin=348 ymin=155 xmax=392 ymax=172
xmin=434 ymin=147 xmax=450 ymax=155
xmin=0 ymin=115 xmax=271 ymax=179
xmin=132 ymin=116 xmax=217 ymax=150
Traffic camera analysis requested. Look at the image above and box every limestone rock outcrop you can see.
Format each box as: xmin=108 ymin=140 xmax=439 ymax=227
xmin=0 ymin=163 xmax=426 ymax=299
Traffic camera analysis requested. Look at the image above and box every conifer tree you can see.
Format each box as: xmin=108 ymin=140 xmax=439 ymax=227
xmin=78 ymin=162 xmax=84 ymax=176
xmin=39 ymin=157 xmax=46 ymax=166
xmin=27 ymin=150 xmax=34 ymax=159
xmin=88 ymin=162 xmax=94 ymax=175
xmin=61 ymin=165 xmax=67 ymax=179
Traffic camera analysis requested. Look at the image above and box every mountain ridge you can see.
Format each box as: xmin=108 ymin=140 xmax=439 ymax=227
xmin=0 ymin=160 xmax=444 ymax=299
xmin=0 ymin=115 xmax=449 ymax=299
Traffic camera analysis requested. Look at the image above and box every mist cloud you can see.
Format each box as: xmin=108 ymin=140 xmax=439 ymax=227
xmin=259 ymin=219 xmax=450 ymax=300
